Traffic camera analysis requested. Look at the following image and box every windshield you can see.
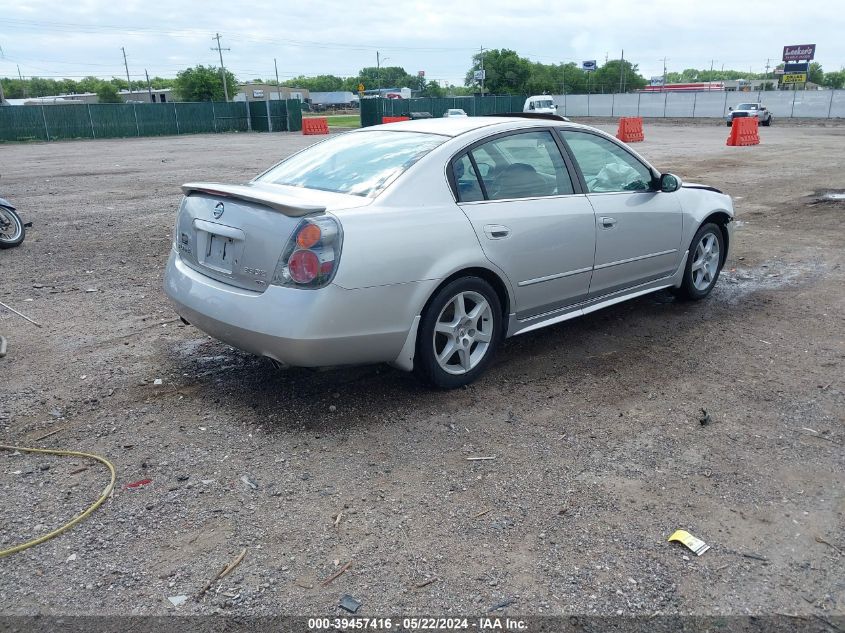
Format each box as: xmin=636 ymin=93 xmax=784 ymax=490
xmin=737 ymin=103 xmax=757 ymax=110
xmin=255 ymin=131 xmax=446 ymax=197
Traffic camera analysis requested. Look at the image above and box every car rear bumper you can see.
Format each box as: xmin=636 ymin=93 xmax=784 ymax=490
xmin=164 ymin=251 xmax=434 ymax=368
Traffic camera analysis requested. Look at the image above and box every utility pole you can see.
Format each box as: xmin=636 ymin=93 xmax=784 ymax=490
xmin=274 ymin=58 xmax=281 ymax=101
xmin=619 ymin=49 xmax=625 ymax=93
xmin=121 ymin=47 xmax=132 ymax=96
xmin=145 ymin=69 xmax=153 ymax=102
xmin=211 ymin=33 xmax=231 ymax=102
xmin=479 ymin=46 xmax=486 ymax=95
xmin=17 ymin=64 xmax=26 ymax=98
xmin=376 ymin=51 xmax=381 ymax=94
xmin=660 ymin=56 xmax=669 ymax=92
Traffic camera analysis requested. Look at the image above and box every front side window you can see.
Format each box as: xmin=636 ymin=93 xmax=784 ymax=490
xmin=461 ymin=131 xmax=573 ymax=201
xmin=256 ymin=130 xmax=446 ymax=197
xmin=559 ymin=130 xmax=654 ymax=193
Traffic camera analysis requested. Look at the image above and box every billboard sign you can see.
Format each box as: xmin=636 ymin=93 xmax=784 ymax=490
xmin=782 ymin=44 xmax=815 ymax=61
xmin=783 ymin=62 xmax=809 ymax=73
xmin=582 ymin=60 xmax=597 ymax=72
xmin=473 ymin=69 xmax=486 ymax=82
xmin=782 ymin=73 xmax=808 ymax=84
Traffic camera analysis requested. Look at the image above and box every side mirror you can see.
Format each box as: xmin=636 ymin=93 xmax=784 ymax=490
xmin=728 ymin=106 xmax=733 ymax=111
xmin=659 ymin=173 xmax=682 ymax=193
xmin=553 ymin=104 xmax=558 ymax=109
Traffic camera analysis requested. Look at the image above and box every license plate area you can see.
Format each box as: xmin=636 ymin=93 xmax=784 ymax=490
xmin=193 ymin=220 xmax=245 ymax=275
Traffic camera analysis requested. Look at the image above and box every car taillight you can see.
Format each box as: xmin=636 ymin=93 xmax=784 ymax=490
xmin=271 ymin=215 xmax=343 ymax=289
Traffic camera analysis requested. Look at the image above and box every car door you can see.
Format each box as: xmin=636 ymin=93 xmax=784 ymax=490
xmin=452 ymin=129 xmax=596 ymax=319
xmin=558 ymin=129 xmax=683 ymax=298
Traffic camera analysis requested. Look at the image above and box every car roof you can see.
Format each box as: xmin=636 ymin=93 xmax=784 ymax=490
xmin=357 ymin=116 xmax=587 ymax=138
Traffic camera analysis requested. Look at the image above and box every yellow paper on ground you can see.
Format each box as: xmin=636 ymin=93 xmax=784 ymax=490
xmin=668 ymin=529 xmax=710 ymax=556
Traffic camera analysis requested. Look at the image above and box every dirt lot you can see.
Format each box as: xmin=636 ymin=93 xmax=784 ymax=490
xmin=1 ymin=121 xmax=843 ymax=621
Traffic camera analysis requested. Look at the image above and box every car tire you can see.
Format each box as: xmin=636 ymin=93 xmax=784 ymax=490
xmin=762 ymin=116 xmax=772 ymax=127
xmin=674 ymin=223 xmax=725 ymax=301
xmin=414 ymin=276 xmax=502 ymax=389
xmin=726 ymin=121 xmax=732 ymax=127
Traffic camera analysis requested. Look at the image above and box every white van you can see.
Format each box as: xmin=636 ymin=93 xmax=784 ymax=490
xmin=523 ymin=95 xmax=558 ymax=114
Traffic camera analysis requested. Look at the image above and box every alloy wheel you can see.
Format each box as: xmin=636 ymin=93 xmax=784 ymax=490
xmin=432 ymin=291 xmax=494 ymax=375
xmin=691 ymin=232 xmax=720 ymax=292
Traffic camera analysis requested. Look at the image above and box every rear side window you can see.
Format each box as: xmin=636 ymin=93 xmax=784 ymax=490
xmin=256 ymin=130 xmax=446 ymax=198
xmin=454 ymin=130 xmax=574 ymax=202
xmin=452 ymin=155 xmax=484 ymax=202
xmin=559 ymin=130 xmax=654 ymax=193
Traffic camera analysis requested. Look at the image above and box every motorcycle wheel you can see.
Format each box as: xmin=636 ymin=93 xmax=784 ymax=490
xmin=0 ymin=206 xmax=25 ymax=248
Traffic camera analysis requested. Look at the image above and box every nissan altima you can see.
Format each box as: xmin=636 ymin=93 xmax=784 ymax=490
xmin=164 ymin=116 xmax=733 ymax=388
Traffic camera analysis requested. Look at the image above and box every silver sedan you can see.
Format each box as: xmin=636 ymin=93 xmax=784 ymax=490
xmin=164 ymin=117 xmax=734 ymax=388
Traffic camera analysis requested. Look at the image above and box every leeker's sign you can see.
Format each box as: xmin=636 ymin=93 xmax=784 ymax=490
xmin=782 ymin=44 xmax=816 ymax=61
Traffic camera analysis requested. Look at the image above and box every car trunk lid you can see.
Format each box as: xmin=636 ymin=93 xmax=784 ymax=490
xmin=174 ymin=182 xmax=366 ymax=292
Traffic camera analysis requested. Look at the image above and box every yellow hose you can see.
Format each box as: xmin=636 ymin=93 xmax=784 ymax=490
xmin=0 ymin=444 xmax=116 ymax=558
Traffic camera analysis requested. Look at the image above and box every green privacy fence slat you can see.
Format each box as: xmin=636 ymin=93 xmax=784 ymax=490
xmin=285 ymin=100 xmax=302 ymax=132
xmin=0 ymin=106 xmax=49 ymax=141
xmin=360 ymin=95 xmax=529 ymax=127
xmin=0 ymin=99 xmax=301 ymax=142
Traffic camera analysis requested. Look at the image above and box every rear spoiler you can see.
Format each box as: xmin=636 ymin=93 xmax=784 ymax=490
xmin=181 ymin=182 xmax=326 ymax=217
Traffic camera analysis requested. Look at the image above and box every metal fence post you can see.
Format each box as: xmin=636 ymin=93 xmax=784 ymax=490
xmin=133 ymin=103 xmax=140 ymax=136
xmin=245 ymin=101 xmax=252 ymax=131
xmin=286 ymin=100 xmax=291 ymax=132
xmin=611 ymin=92 xmax=615 ymax=117
xmin=87 ymin=103 xmax=96 ymax=139
xmin=663 ymin=93 xmax=668 ymax=118
xmin=637 ymin=92 xmax=641 ymax=117
xmin=211 ymin=101 xmax=218 ymax=132
xmin=587 ymin=92 xmax=590 ymax=117
xmin=692 ymin=91 xmax=697 ymax=118
xmin=790 ymin=89 xmax=797 ymax=118
xmin=174 ymin=103 xmax=180 ymax=134
xmin=723 ymin=91 xmax=728 ymax=117
xmin=827 ymin=89 xmax=835 ymax=118
xmin=266 ymin=99 xmax=273 ymax=133
xmin=40 ymin=104 xmax=50 ymax=141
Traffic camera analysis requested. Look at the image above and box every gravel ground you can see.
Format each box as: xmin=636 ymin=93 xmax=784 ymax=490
xmin=0 ymin=122 xmax=843 ymax=620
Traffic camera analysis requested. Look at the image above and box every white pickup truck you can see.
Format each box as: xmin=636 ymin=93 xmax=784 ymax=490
xmin=726 ymin=102 xmax=773 ymax=127
xmin=523 ymin=95 xmax=558 ymax=114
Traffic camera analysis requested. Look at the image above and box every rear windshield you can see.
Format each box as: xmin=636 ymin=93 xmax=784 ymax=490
xmin=255 ymin=130 xmax=446 ymax=197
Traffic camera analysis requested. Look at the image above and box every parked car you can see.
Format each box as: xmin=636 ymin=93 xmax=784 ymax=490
xmin=726 ymin=102 xmax=772 ymax=127
xmin=165 ymin=117 xmax=734 ymax=388
xmin=443 ymin=108 xmax=468 ymax=118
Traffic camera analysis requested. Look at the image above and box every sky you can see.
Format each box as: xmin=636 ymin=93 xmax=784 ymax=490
xmin=0 ymin=0 xmax=842 ymax=88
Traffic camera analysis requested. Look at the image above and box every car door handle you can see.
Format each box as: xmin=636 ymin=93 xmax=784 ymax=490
xmin=600 ymin=216 xmax=617 ymax=229
xmin=483 ymin=224 xmax=511 ymax=239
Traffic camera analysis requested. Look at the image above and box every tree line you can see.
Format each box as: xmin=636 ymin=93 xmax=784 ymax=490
xmin=3 ymin=52 xmax=843 ymax=102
